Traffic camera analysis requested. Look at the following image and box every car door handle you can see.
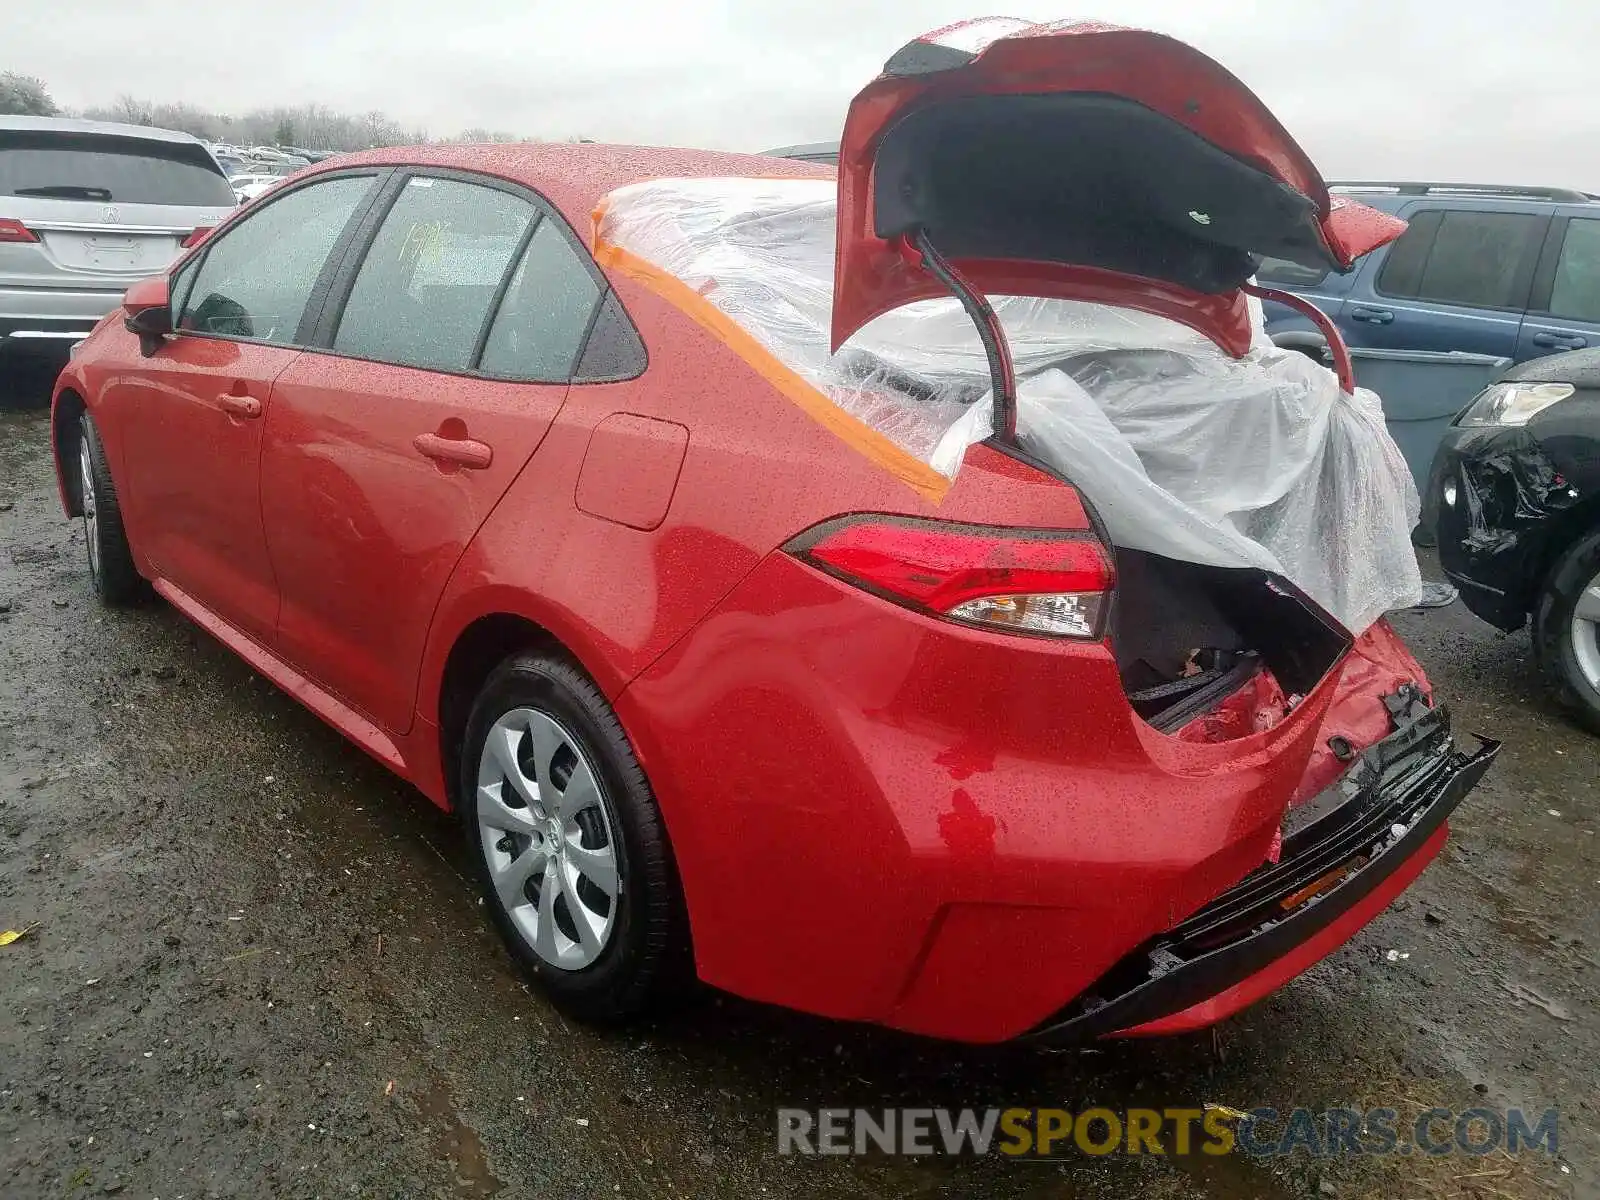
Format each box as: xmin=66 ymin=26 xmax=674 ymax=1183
xmin=216 ymin=393 xmax=262 ymax=419
xmin=1349 ymin=306 xmax=1395 ymax=325
xmin=1533 ymin=331 xmax=1587 ymax=349
xmin=413 ymin=432 xmax=493 ymax=470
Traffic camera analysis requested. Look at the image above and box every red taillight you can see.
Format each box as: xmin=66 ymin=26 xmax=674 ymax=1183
xmin=792 ymin=517 xmax=1114 ymax=639
xmin=0 ymin=218 xmax=39 ymax=244
xmin=180 ymin=226 xmax=214 ymax=249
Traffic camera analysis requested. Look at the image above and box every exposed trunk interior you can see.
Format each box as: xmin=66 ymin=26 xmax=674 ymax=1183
xmin=988 ymin=442 xmax=1354 ymax=734
xmin=1109 ymin=548 xmax=1352 ymax=731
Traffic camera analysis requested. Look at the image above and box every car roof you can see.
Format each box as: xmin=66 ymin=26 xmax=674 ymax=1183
xmin=761 ymin=141 xmax=841 ymax=162
xmin=311 ymin=142 xmax=832 ymax=226
xmin=1329 ymin=181 xmax=1599 ymax=215
xmin=0 ymin=114 xmax=211 ymax=147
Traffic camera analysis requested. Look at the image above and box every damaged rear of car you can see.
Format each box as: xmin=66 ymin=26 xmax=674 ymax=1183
xmin=596 ymin=18 xmax=1496 ymax=1042
xmin=1433 ymin=348 xmax=1600 ymax=731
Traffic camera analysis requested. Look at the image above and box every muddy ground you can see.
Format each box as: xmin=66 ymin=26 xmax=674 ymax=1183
xmin=1 ymin=373 xmax=1595 ymax=1200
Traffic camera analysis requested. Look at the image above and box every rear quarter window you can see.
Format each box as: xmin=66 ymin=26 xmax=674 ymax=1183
xmin=1254 ymin=256 xmax=1329 ymax=287
xmin=0 ymin=130 xmax=236 ymax=207
xmin=1549 ymin=217 xmax=1600 ymax=323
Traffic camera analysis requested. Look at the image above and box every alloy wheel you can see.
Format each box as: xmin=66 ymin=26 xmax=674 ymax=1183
xmin=475 ymin=708 xmax=621 ymax=971
xmin=79 ymin=435 xmax=100 ymax=585
xmin=1572 ymin=568 xmax=1600 ymax=693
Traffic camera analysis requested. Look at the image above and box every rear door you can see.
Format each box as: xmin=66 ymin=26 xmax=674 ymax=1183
xmin=0 ymin=126 xmax=235 ymax=309
xmin=261 ymin=172 xmax=603 ymax=734
xmin=119 ymin=171 xmax=384 ymax=644
xmin=1349 ymin=204 xmax=1549 ymax=357
xmin=1518 ymin=214 xmax=1600 ymax=360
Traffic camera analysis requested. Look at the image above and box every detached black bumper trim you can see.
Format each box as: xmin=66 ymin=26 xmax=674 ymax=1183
xmin=1026 ymin=703 xmax=1499 ymax=1043
xmin=0 ymin=317 xmax=99 ymax=348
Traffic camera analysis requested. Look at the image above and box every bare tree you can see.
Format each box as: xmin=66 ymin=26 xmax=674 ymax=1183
xmin=146 ymin=102 xmax=224 ymax=141
xmin=361 ymin=109 xmax=410 ymax=148
xmin=108 ymin=94 xmax=155 ymax=125
xmin=442 ymin=128 xmax=533 ymax=143
xmin=0 ymin=72 xmax=59 ymax=117
xmin=22 ymin=74 xmax=542 ymax=152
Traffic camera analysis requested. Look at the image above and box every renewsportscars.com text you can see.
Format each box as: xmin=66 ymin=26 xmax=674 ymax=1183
xmin=776 ymin=1106 xmax=1560 ymax=1159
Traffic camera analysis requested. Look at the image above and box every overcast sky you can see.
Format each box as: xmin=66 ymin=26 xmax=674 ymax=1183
xmin=10 ymin=0 xmax=1597 ymax=192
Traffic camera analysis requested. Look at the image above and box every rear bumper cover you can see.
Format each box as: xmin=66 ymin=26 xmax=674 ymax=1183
xmin=1026 ymin=695 xmax=1498 ymax=1042
xmin=0 ymin=287 xmax=124 ymax=348
xmin=1 ymin=315 xmax=103 ymax=357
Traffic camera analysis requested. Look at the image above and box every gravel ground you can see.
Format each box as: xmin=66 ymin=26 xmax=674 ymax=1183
xmin=1 ymin=381 xmax=1595 ymax=1200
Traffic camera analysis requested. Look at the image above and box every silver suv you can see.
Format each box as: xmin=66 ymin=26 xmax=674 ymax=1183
xmin=1 ymin=116 xmax=236 ymax=365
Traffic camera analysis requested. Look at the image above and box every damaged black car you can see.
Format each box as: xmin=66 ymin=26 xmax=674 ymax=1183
xmin=1431 ymin=348 xmax=1600 ymax=731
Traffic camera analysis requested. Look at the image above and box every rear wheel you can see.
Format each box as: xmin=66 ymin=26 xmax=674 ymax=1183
xmin=459 ymin=651 xmax=689 ymax=1022
xmin=78 ymin=413 xmax=143 ymax=605
xmin=1533 ymin=527 xmax=1600 ymax=734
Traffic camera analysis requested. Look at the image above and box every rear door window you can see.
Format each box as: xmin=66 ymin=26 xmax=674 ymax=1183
xmin=179 ymin=175 xmax=374 ymax=343
xmin=0 ymin=130 xmax=236 ymax=207
xmin=1377 ymin=209 xmax=1544 ymax=310
xmin=477 ymin=217 xmax=603 ymax=381
xmin=1548 ymin=217 xmax=1600 ymax=322
xmin=332 ymin=176 xmax=536 ymax=373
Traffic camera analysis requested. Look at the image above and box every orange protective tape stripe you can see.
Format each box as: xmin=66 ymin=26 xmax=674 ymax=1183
xmin=590 ymin=223 xmax=951 ymax=504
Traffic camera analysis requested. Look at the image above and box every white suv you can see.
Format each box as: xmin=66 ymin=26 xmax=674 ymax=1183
xmin=0 ymin=116 xmax=236 ymax=369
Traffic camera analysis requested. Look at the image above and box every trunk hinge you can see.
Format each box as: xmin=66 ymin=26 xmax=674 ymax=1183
xmin=905 ymin=228 xmax=1018 ymax=441
xmin=1241 ymin=281 xmax=1356 ymax=395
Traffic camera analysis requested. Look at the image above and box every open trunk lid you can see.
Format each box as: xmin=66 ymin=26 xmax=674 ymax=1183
xmin=832 ymin=18 xmax=1406 ymax=358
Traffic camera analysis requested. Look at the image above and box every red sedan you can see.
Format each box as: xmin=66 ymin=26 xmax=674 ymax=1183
xmin=50 ymin=21 xmax=1495 ymax=1043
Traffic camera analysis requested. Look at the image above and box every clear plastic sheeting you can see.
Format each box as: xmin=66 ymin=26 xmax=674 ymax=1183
xmin=594 ymin=176 xmax=1423 ymax=633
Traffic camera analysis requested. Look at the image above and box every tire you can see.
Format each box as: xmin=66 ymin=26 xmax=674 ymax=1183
xmin=1532 ymin=526 xmax=1600 ymax=735
xmin=459 ymin=651 xmax=690 ymax=1022
xmin=77 ymin=412 xmax=143 ymax=605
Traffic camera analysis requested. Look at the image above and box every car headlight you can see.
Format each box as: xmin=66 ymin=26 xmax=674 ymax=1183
xmin=1458 ymin=382 xmax=1575 ymax=427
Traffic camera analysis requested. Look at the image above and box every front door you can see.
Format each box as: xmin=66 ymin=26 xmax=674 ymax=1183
xmin=120 ymin=172 xmax=381 ymax=643
xmin=262 ymin=175 xmax=601 ymax=733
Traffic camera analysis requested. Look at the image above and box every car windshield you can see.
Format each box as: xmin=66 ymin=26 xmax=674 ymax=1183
xmin=0 ymin=131 xmax=236 ymax=206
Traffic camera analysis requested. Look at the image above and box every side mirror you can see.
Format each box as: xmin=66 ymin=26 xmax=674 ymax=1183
xmin=123 ymin=276 xmax=173 ymax=356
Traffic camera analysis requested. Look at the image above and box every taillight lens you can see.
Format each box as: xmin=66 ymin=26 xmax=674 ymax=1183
xmin=0 ymin=218 xmax=39 ymax=244
xmin=180 ymin=226 xmax=214 ymax=249
xmin=792 ymin=517 xmax=1113 ymax=639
